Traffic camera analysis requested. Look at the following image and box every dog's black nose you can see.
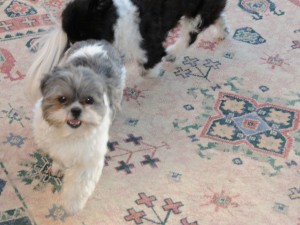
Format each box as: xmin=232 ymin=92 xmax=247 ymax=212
xmin=71 ymin=107 xmax=82 ymax=118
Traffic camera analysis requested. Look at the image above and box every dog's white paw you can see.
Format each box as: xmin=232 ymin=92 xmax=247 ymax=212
xmin=213 ymin=13 xmax=230 ymax=43
xmin=62 ymin=194 xmax=87 ymax=215
xmin=141 ymin=64 xmax=165 ymax=79
xmin=164 ymin=54 xmax=176 ymax=62
xmin=213 ymin=24 xmax=230 ymax=43
xmin=142 ymin=69 xmax=165 ymax=79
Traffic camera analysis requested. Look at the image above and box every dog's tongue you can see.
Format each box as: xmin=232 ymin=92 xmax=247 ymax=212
xmin=67 ymin=119 xmax=82 ymax=128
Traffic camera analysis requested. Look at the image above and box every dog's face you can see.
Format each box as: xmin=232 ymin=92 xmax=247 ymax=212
xmin=40 ymin=66 xmax=108 ymax=131
xmin=62 ymin=0 xmax=117 ymax=43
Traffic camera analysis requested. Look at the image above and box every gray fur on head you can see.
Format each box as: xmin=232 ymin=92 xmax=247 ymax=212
xmin=40 ymin=40 xmax=126 ymax=127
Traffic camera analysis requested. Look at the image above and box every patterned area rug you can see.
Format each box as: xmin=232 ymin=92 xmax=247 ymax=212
xmin=1 ymin=0 xmax=300 ymax=224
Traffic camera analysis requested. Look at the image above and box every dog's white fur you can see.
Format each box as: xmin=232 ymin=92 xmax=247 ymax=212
xmin=213 ymin=14 xmax=229 ymax=41
xmin=112 ymin=0 xmax=147 ymax=65
xmin=166 ymin=15 xmax=203 ymax=56
xmin=32 ymin=40 xmax=125 ymax=214
xmin=33 ymin=94 xmax=111 ymax=214
xmin=67 ymin=45 xmax=108 ymax=61
xmin=166 ymin=13 xmax=229 ymax=56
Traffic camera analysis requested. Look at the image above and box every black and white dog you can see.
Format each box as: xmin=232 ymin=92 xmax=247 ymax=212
xmin=26 ymin=0 xmax=228 ymax=101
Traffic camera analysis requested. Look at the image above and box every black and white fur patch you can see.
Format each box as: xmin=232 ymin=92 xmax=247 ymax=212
xmin=62 ymin=0 xmax=228 ymax=70
xmin=26 ymin=0 xmax=228 ymax=101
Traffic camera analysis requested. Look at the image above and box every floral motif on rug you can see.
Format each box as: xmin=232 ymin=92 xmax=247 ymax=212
xmin=4 ymin=0 xmax=37 ymax=18
xmin=18 ymin=152 xmax=62 ymax=193
xmin=233 ymin=27 xmax=266 ymax=45
xmin=0 ymin=48 xmax=26 ymax=81
xmin=201 ymin=92 xmax=300 ymax=158
xmin=124 ymin=193 xmax=198 ymax=224
xmin=238 ymin=0 xmax=284 ymax=20
xmin=107 ymin=134 xmax=170 ymax=174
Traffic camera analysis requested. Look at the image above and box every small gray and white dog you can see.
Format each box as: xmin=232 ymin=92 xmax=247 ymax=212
xmin=32 ymin=40 xmax=126 ymax=214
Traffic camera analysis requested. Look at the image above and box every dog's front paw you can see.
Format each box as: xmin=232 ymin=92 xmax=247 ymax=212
xmin=62 ymin=195 xmax=87 ymax=215
xmin=141 ymin=65 xmax=165 ymax=79
xmin=164 ymin=54 xmax=176 ymax=62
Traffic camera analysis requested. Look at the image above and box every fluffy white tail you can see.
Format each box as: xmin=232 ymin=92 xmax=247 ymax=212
xmin=25 ymin=27 xmax=68 ymax=103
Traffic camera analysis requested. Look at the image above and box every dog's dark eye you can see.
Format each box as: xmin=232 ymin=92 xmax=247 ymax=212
xmin=58 ymin=96 xmax=67 ymax=104
xmin=85 ymin=96 xmax=94 ymax=105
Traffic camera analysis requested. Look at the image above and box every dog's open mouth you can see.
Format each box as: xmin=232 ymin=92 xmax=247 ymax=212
xmin=67 ymin=119 xmax=82 ymax=128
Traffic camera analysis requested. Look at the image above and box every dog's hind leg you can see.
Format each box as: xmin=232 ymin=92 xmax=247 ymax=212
xmin=212 ymin=13 xmax=229 ymax=42
xmin=141 ymin=42 xmax=167 ymax=78
xmin=166 ymin=15 xmax=202 ymax=59
xmin=142 ymin=62 xmax=165 ymax=79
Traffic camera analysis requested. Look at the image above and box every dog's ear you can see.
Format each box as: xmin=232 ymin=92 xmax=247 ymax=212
xmin=40 ymin=73 xmax=52 ymax=96
xmin=40 ymin=66 xmax=63 ymax=96
xmin=88 ymin=0 xmax=112 ymax=11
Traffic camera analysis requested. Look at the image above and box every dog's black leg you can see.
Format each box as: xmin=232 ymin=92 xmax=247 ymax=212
xmin=141 ymin=44 xmax=167 ymax=78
